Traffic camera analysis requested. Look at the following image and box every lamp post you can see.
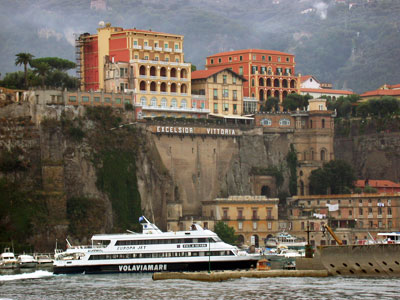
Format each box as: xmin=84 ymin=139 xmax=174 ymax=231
xmin=208 ymin=237 xmax=211 ymax=274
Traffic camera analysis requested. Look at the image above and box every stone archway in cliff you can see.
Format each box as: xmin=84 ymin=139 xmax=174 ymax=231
xmin=261 ymin=185 xmax=271 ymax=197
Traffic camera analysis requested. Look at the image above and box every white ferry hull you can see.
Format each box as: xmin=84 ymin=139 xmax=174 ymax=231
xmin=53 ymin=258 xmax=258 ymax=274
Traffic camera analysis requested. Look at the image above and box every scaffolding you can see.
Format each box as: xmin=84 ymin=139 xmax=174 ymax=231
xmin=74 ymin=33 xmax=89 ymax=90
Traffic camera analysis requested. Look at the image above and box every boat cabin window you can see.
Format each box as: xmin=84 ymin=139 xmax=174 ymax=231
xmin=93 ymin=240 xmax=111 ymax=247
xmin=115 ymin=237 xmax=216 ymax=246
xmin=88 ymin=250 xmax=235 ymax=260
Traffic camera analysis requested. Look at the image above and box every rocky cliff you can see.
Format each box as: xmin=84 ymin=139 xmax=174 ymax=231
xmin=334 ymin=118 xmax=400 ymax=182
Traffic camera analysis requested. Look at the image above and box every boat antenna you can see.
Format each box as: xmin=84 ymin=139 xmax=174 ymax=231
xmin=126 ymin=230 xmax=135 ymax=233
xmin=66 ymin=238 xmax=72 ymax=248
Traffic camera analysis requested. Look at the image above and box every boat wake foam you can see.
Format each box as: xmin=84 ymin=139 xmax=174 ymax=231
xmin=0 ymin=270 xmax=53 ymax=281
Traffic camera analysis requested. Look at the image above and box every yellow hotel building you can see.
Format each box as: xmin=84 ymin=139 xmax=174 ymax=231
xmin=202 ymin=196 xmax=279 ymax=247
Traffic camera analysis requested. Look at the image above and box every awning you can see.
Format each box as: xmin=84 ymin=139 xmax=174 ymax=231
xmin=209 ymin=113 xmax=254 ymax=120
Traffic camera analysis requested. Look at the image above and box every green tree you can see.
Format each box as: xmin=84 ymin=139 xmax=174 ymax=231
xmin=32 ymin=62 xmax=50 ymax=88
xmin=15 ymin=52 xmax=34 ymax=88
xmin=213 ymin=221 xmax=237 ymax=245
xmin=309 ymin=160 xmax=355 ymax=195
xmin=31 ymin=57 xmax=76 ymax=72
xmin=265 ymin=96 xmax=279 ymax=112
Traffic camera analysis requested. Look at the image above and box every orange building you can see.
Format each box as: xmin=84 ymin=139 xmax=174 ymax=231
xmin=205 ymin=49 xmax=299 ymax=105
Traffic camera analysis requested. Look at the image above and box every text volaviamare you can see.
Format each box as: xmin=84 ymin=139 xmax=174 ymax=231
xmin=156 ymin=126 xmax=237 ymax=135
xmin=119 ymin=264 xmax=167 ymax=272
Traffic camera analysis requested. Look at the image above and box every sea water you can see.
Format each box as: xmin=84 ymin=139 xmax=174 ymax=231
xmin=0 ymin=270 xmax=399 ymax=300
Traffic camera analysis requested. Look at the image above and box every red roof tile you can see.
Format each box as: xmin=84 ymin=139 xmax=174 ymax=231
xmin=191 ymin=67 xmax=246 ymax=81
xmin=361 ymin=89 xmax=400 ymax=97
xmin=355 ymin=180 xmax=400 ymax=188
xmin=301 ymin=88 xmax=354 ymax=95
xmin=207 ymin=49 xmax=293 ymax=58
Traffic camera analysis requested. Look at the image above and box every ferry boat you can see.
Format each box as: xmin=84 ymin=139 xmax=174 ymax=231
xmin=53 ymin=217 xmax=259 ymax=274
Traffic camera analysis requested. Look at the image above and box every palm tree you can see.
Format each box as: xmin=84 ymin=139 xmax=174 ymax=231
xmin=15 ymin=53 xmax=34 ymax=89
xmin=33 ymin=62 xmax=50 ymax=88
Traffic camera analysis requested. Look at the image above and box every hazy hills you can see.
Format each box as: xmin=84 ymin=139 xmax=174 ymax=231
xmin=1 ymin=0 xmax=399 ymax=93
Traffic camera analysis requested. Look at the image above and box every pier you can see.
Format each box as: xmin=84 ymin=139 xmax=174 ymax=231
xmin=152 ymin=269 xmax=329 ymax=282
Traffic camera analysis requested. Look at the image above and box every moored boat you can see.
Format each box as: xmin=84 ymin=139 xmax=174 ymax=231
xmin=17 ymin=254 xmax=38 ymax=268
xmin=53 ymin=216 xmax=259 ymax=274
xmin=0 ymin=248 xmax=18 ymax=269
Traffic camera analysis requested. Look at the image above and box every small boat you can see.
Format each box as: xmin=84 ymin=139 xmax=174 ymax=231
xmin=0 ymin=248 xmax=18 ymax=269
xmin=376 ymin=232 xmax=400 ymax=244
xmin=53 ymin=216 xmax=259 ymax=274
xmin=17 ymin=254 xmax=38 ymax=268
xmin=266 ymin=232 xmax=306 ymax=249
xmin=34 ymin=254 xmax=54 ymax=266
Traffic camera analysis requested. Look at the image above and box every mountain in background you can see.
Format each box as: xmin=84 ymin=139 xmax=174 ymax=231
xmin=1 ymin=0 xmax=399 ymax=94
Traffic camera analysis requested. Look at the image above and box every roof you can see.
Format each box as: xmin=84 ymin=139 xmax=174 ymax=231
xmin=207 ymin=49 xmax=293 ymax=58
xmin=124 ymin=28 xmax=183 ymax=37
xmin=300 ymin=75 xmax=320 ymax=84
xmin=355 ymin=180 xmax=400 ymax=189
xmin=191 ymin=67 xmax=247 ymax=81
xmin=300 ymin=88 xmax=354 ymax=95
xmin=361 ymin=89 xmax=400 ymax=97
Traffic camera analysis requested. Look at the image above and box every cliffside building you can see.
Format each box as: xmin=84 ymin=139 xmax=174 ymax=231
xmin=288 ymin=193 xmax=400 ymax=246
xmin=205 ymin=49 xmax=299 ymax=105
xmin=191 ymin=67 xmax=247 ymax=117
xmin=76 ymin=24 xmax=209 ymax=118
xmin=255 ymin=98 xmax=335 ymax=196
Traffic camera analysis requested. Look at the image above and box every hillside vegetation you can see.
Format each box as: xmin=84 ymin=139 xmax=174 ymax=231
xmin=0 ymin=0 xmax=399 ymax=93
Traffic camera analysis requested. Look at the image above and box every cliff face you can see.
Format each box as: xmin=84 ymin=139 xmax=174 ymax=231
xmin=334 ymin=119 xmax=400 ymax=182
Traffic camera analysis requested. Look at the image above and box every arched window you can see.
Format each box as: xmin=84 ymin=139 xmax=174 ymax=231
xmin=140 ymin=97 xmax=147 ymax=106
xmin=160 ymin=82 xmax=167 ymax=92
xmin=259 ymin=89 xmax=264 ymax=101
xmin=320 ymin=149 xmax=326 ymax=161
xmin=150 ymin=81 xmax=156 ymax=91
xmin=252 ymin=79 xmax=255 ymax=86
xmin=282 ymin=79 xmax=288 ymax=88
xmin=237 ymin=235 xmax=245 ymax=245
xmin=139 ymin=65 xmax=146 ymax=76
xmin=161 ymin=98 xmax=167 ymax=108
xmin=170 ymin=68 xmax=177 ymax=78
xmin=171 ymin=83 xmax=177 ymax=93
xmin=300 ymin=180 xmax=305 ymax=196
xmin=181 ymin=99 xmax=187 ymax=108
xmin=282 ymin=91 xmax=288 ymax=100
xmin=266 ymin=78 xmax=272 ymax=87
xmin=151 ymin=97 xmax=157 ymax=106
xmin=259 ymin=78 xmax=265 ymax=86
xmin=181 ymin=84 xmax=187 ymax=94
xmin=274 ymin=90 xmax=280 ymax=98
xmin=180 ymin=68 xmax=187 ymax=78
xmin=150 ymin=66 xmax=156 ymax=76
xmin=160 ymin=67 xmax=167 ymax=77
xmin=171 ymin=98 xmax=177 ymax=108
xmin=267 ymin=90 xmax=272 ymax=98
xmin=139 ymin=81 xmax=146 ymax=91
xmin=290 ymin=79 xmax=296 ymax=89
xmin=252 ymin=235 xmax=259 ymax=248
xmin=279 ymin=118 xmax=291 ymax=126
xmin=274 ymin=79 xmax=280 ymax=87
xmin=260 ymin=118 xmax=272 ymax=126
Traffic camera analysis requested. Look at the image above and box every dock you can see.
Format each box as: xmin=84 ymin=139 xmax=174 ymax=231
xmin=152 ymin=269 xmax=330 ymax=282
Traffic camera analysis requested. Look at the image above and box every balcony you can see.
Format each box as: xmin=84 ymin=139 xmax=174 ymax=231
xmin=222 ymin=216 xmax=230 ymax=221
xmin=133 ymin=45 xmax=142 ymax=50
xmin=141 ymin=105 xmax=210 ymax=114
xmin=266 ymin=216 xmax=274 ymax=220
xmin=192 ymin=94 xmax=206 ymax=100
xmin=154 ymin=47 xmax=163 ymax=51
xmin=174 ymin=49 xmax=182 ymax=53
xmin=164 ymin=48 xmax=172 ymax=52
xmin=252 ymin=216 xmax=259 ymax=221
xmin=368 ymin=214 xmax=373 ymax=218
xmin=144 ymin=46 xmax=152 ymax=51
